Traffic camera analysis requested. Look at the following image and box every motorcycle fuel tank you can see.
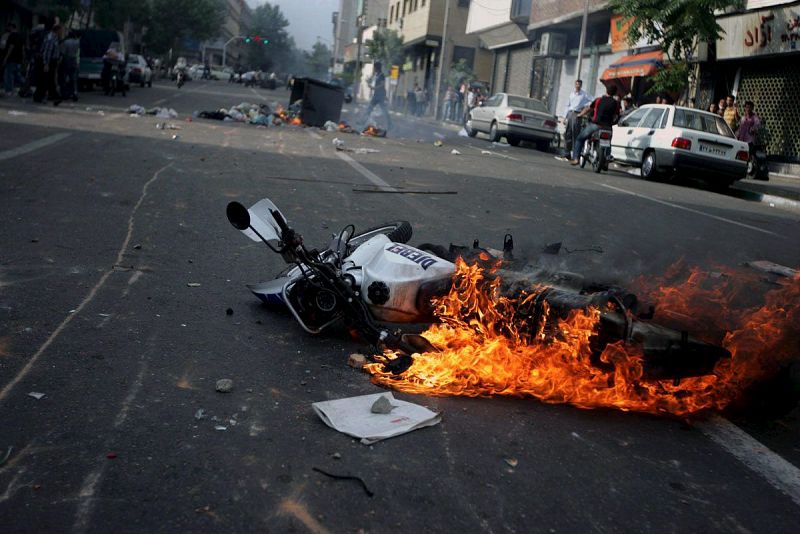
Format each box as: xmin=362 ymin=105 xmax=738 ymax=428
xmin=351 ymin=237 xmax=455 ymax=322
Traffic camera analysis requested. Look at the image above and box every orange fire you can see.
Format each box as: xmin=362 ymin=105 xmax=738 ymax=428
xmin=290 ymin=117 xmax=303 ymax=126
xmin=362 ymin=125 xmax=385 ymax=137
xmin=365 ymin=259 xmax=800 ymax=416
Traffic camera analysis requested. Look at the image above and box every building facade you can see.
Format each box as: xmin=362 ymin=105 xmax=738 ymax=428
xmin=201 ymin=0 xmax=253 ymax=67
xmin=710 ymin=0 xmax=800 ymax=162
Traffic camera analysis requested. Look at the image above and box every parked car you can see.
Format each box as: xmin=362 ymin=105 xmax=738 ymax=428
xmin=77 ymin=29 xmax=126 ymax=90
xmin=126 ymin=54 xmax=152 ymax=87
xmin=611 ymin=104 xmax=749 ymax=187
xmin=465 ymin=93 xmax=558 ymax=150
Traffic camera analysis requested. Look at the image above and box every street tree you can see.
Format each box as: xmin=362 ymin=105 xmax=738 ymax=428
xmin=609 ymin=0 xmax=744 ymax=97
xmin=365 ymin=29 xmax=404 ymax=67
xmin=447 ymin=59 xmax=476 ymax=91
xmin=303 ymin=41 xmax=332 ymax=79
xmin=246 ymin=2 xmax=293 ymax=72
xmin=146 ymin=0 xmax=225 ymax=55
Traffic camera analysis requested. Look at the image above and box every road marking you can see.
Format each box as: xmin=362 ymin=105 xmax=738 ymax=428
xmin=0 ymin=133 xmax=71 ymax=161
xmin=73 ymin=467 xmax=104 ymax=533
xmin=699 ymin=416 xmax=800 ymax=507
xmin=334 ymin=151 xmax=396 ymax=192
xmin=113 ymin=360 xmax=148 ymax=428
xmin=0 ymin=162 xmax=173 ymax=405
xmin=598 ymin=183 xmax=781 ymax=237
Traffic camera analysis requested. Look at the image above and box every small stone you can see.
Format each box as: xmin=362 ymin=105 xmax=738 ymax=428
xmin=348 ymin=353 xmax=367 ymax=368
xmin=226 ymin=307 xmax=234 ymax=316
xmin=332 ymin=452 xmax=342 ymax=460
xmin=133 ymin=244 xmax=142 ymax=250
xmin=187 ymin=282 xmax=201 ymax=287
xmin=371 ymin=395 xmax=394 ymax=414
xmin=194 ymin=409 xmax=206 ymax=420
xmin=215 ymin=379 xmax=234 ymax=393
xmin=504 ymin=458 xmax=518 ymax=468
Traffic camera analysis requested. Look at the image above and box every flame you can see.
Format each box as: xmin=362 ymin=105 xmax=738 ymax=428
xmin=290 ymin=117 xmax=303 ymax=126
xmin=365 ymin=260 xmax=800 ymax=416
xmin=362 ymin=125 xmax=385 ymax=137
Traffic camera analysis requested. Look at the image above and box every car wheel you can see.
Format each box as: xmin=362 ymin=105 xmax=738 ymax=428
xmin=465 ymin=118 xmax=478 ymax=138
xmin=489 ymin=122 xmax=500 ymax=143
xmin=147 ymin=80 xmax=152 ymax=88
xmin=641 ymin=150 xmax=660 ymax=181
xmin=507 ymin=136 xmax=521 ymax=147
xmin=140 ymin=81 xmax=145 ymax=88
xmin=535 ymin=139 xmax=550 ymax=152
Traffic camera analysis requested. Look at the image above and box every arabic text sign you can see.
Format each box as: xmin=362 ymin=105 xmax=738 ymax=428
xmin=717 ymin=7 xmax=800 ymax=59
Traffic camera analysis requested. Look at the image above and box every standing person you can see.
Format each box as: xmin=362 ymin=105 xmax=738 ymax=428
xmin=464 ymin=85 xmax=477 ymax=124
xmin=59 ymin=30 xmax=79 ymax=102
xmin=717 ymin=98 xmax=727 ymax=117
xmin=405 ymin=84 xmax=416 ymax=115
xmin=414 ymin=83 xmax=424 ymax=116
xmin=736 ymin=100 xmax=761 ymax=145
xmin=442 ymin=85 xmax=454 ymax=121
xmin=570 ymin=84 xmax=620 ymax=165
xmin=2 ymin=23 xmax=25 ymax=97
xmin=33 ymin=24 xmax=62 ymax=105
xmin=361 ymin=61 xmax=392 ymax=130
xmin=709 ymin=102 xmax=718 ymax=114
xmin=563 ymin=79 xmax=593 ymax=157
xmin=723 ymin=94 xmax=740 ymax=131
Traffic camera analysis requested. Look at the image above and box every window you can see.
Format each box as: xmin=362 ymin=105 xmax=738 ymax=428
xmin=618 ymin=107 xmax=647 ymax=127
xmin=639 ymin=108 xmax=665 ymax=129
xmin=486 ymin=94 xmax=504 ymax=108
xmin=458 ymin=0 xmax=470 ymax=7
xmin=673 ymin=109 xmax=734 ymax=138
xmin=507 ymin=96 xmax=548 ymax=113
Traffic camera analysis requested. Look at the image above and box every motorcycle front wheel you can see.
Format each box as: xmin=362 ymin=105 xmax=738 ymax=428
xmin=348 ymin=221 xmax=412 ymax=249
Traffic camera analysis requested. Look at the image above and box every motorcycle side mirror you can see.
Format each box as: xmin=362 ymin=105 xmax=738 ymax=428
xmin=226 ymin=201 xmax=251 ymax=230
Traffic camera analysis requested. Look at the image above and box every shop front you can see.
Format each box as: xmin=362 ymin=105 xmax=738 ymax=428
xmin=715 ymin=3 xmax=800 ymax=162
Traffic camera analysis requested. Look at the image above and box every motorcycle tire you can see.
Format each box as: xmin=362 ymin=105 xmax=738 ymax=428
xmin=593 ymin=147 xmax=605 ymax=173
xmin=348 ymin=221 xmax=412 ymax=249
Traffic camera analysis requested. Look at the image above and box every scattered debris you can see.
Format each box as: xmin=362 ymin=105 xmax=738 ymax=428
xmin=324 ymin=120 xmax=338 ymax=132
xmin=332 ymin=452 xmax=342 ymax=460
xmin=348 ymin=353 xmax=367 ymax=368
xmin=352 ymin=188 xmax=458 ymax=195
xmin=564 ymin=245 xmax=604 ymax=254
xmin=216 ymin=379 xmax=234 ymax=393
xmin=214 ymin=425 xmax=228 ymax=431
xmin=481 ymin=150 xmax=492 ymax=155
xmin=133 ymin=243 xmax=142 ymax=250
xmin=171 ymin=134 xmax=180 ymax=140
xmin=370 ymin=395 xmax=396 ymax=414
xmin=127 ymin=104 xmax=145 ymax=115
xmin=433 ymin=140 xmax=444 ymax=148
xmin=504 ymin=458 xmax=518 ymax=468
xmin=458 ymin=128 xmax=469 ymax=137
xmin=0 ymin=446 xmax=13 ymax=467
xmin=156 ymin=123 xmax=182 ymax=130
xmin=746 ymin=260 xmax=797 ymax=278
xmin=194 ymin=409 xmax=207 ymax=420
xmin=450 ymin=149 xmax=461 ymax=155
xmin=332 ymin=138 xmax=380 ymax=154
xmin=312 ymin=466 xmax=374 ymax=497
xmin=226 ymin=307 xmax=234 ymax=316
xmin=187 ymin=282 xmax=201 ymax=287
xmin=8 ymin=110 xmax=28 ymax=116
xmin=106 ymin=453 xmax=118 ymax=460
xmin=361 ymin=125 xmax=386 ymax=137
xmin=28 ymin=392 xmax=45 ymax=400
xmin=542 ymin=242 xmax=562 ymax=255
xmin=312 ymin=392 xmax=441 ymax=445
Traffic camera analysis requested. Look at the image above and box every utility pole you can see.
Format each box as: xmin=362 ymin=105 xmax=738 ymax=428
xmin=354 ymin=13 xmax=365 ymax=100
xmin=575 ymin=0 xmax=590 ymax=82
xmin=433 ymin=0 xmax=451 ymax=120
xmin=222 ymin=36 xmax=243 ymax=69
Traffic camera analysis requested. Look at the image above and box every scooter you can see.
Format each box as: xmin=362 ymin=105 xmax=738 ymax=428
xmin=747 ymin=143 xmax=769 ymax=181
xmin=580 ymin=128 xmax=613 ymax=173
xmin=226 ymin=198 xmax=730 ymax=378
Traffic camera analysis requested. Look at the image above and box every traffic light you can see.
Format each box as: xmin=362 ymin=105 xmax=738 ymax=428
xmin=244 ymin=37 xmax=251 ymax=43
xmin=243 ymin=36 xmax=268 ymax=45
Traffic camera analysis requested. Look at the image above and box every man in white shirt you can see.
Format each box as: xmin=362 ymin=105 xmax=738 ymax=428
xmin=563 ymin=79 xmax=593 ymax=156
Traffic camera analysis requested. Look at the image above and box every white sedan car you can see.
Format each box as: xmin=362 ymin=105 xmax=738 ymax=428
xmin=466 ymin=93 xmax=558 ymax=151
xmin=611 ymin=104 xmax=749 ymax=186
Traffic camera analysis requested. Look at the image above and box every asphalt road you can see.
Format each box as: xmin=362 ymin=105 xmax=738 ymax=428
xmin=1 ymin=79 xmax=799 ymax=533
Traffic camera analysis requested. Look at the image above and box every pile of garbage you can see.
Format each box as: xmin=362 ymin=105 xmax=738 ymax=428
xmin=128 ymin=105 xmax=178 ymax=119
xmin=193 ymin=101 xmax=303 ymax=127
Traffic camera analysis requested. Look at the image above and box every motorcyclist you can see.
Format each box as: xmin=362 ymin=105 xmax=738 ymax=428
xmin=174 ymin=57 xmax=187 ymax=87
xmin=570 ymin=84 xmax=620 ymax=165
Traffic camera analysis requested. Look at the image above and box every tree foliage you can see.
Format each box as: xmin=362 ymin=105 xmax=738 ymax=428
xmin=365 ymin=29 xmax=404 ymax=66
xmin=246 ymin=2 xmax=294 ymax=71
xmin=609 ymin=0 xmax=744 ymax=94
xmin=145 ymin=0 xmax=225 ymax=54
xmin=446 ymin=59 xmax=475 ymax=91
xmin=304 ymin=41 xmax=332 ymax=79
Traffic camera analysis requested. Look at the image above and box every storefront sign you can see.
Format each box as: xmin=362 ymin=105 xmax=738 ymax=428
xmin=610 ymin=15 xmax=657 ymax=52
xmin=717 ymin=6 xmax=800 ymax=59
xmin=390 ymin=65 xmax=400 ymax=80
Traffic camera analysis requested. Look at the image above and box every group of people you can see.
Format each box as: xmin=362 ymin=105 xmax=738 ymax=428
xmin=441 ymin=83 xmax=486 ymax=123
xmin=406 ymin=84 xmax=429 ymax=117
xmin=709 ymin=94 xmax=762 ymax=145
xmin=1 ymin=22 xmax=80 ymax=105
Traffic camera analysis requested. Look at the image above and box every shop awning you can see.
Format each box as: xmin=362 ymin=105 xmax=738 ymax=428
xmin=601 ymin=50 xmax=664 ymax=80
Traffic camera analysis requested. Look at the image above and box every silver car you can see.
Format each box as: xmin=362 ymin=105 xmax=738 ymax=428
xmin=466 ymin=93 xmax=558 ymax=150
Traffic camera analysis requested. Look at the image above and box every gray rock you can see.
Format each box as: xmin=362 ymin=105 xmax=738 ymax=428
xmin=371 ymin=395 xmax=395 ymax=414
xmin=215 ymin=379 xmax=234 ymax=393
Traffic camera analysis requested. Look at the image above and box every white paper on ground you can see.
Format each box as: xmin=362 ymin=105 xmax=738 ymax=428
xmin=312 ymin=392 xmax=441 ymax=445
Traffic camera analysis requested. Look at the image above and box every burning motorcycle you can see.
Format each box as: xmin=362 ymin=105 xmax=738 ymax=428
xmin=226 ymin=198 xmax=732 ymax=381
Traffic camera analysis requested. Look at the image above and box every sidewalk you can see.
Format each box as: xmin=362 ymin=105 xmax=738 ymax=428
xmin=733 ymin=174 xmax=800 ymax=208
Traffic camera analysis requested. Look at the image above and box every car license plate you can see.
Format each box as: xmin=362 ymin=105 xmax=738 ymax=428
xmin=599 ymin=139 xmax=610 ymax=147
xmin=699 ymin=142 xmax=726 ymax=156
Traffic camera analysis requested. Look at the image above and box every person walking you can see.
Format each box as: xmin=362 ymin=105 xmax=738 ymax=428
xmin=570 ymin=84 xmax=620 ymax=165
xmin=361 ymin=61 xmax=392 ymax=130
xmin=736 ymin=100 xmax=761 ymax=144
xmin=563 ymin=79 xmax=593 ymax=157
xmin=59 ymin=30 xmax=79 ymax=101
xmin=2 ymin=23 xmax=25 ymax=97
xmin=33 ymin=24 xmax=62 ymax=105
